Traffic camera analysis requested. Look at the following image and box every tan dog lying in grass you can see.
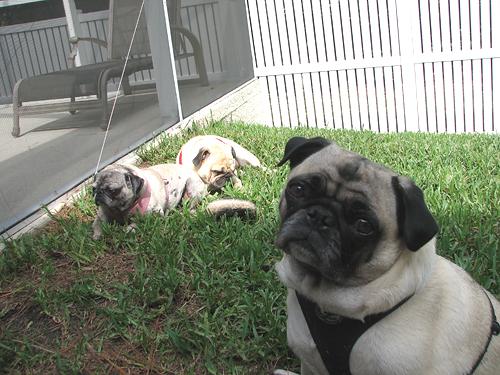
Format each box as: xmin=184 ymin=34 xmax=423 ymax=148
xmin=176 ymin=135 xmax=261 ymax=191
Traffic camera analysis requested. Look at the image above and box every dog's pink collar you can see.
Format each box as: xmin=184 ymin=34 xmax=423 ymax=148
xmin=178 ymin=136 xmax=226 ymax=165
xmin=102 ymin=168 xmax=169 ymax=225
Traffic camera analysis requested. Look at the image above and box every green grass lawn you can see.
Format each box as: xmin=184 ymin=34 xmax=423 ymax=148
xmin=1 ymin=120 xmax=499 ymax=374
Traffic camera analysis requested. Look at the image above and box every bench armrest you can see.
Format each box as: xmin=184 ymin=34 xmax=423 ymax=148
xmin=68 ymin=36 xmax=108 ymax=68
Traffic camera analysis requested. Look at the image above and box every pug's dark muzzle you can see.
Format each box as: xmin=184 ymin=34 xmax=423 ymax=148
xmin=209 ymin=173 xmax=233 ymax=190
xmin=94 ymin=190 xmax=116 ymax=208
xmin=94 ymin=191 xmax=105 ymax=206
xmin=275 ymin=204 xmax=344 ymax=280
xmin=275 ymin=206 xmax=339 ymax=251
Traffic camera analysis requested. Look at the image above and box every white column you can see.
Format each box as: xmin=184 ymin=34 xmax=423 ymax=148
xmin=62 ymin=0 xmax=89 ymax=66
xmin=144 ymin=0 xmax=182 ymax=126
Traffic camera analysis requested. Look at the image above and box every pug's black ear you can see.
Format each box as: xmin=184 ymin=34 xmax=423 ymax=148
xmin=393 ymin=176 xmax=439 ymax=251
xmin=277 ymin=137 xmax=334 ymax=169
xmin=193 ymin=148 xmax=210 ymax=166
xmin=126 ymin=173 xmax=145 ymax=197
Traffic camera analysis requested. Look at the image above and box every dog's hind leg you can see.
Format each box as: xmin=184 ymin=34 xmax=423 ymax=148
xmin=182 ymin=177 xmax=207 ymax=210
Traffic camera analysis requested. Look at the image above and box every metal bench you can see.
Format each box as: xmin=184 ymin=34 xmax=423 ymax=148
xmin=12 ymin=0 xmax=208 ymax=137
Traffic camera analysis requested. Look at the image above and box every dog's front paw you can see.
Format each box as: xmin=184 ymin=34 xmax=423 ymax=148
xmin=92 ymin=219 xmax=103 ymax=241
xmin=271 ymin=371 xmax=299 ymax=375
xmin=125 ymin=223 xmax=138 ymax=234
xmin=263 ymin=166 xmax=278 ymax=173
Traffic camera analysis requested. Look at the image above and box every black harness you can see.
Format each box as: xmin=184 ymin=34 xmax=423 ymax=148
xmin=468 ymin=293 xmax=500 ymax=374
xmin=296 ymin=290 xmax=499 ymax=375
xmin=296 ymin=291 xmax=413 ymax=375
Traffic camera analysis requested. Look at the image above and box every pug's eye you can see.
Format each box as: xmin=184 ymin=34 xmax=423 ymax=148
xmin=288 ymin=184 xmax=305 ymax=198
xmin=352 ymin=219 xmax=374 ymax=235
xmin=107 ymin=187 xmax=121 ymax=195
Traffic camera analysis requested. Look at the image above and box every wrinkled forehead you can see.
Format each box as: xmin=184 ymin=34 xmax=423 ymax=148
xmin=287 ymin=144 xmax=397 ymax=189
xmin=208 ymin=143 xmax=232 ymax=155
xmin=94 ymin=168 xmax=126 ymax=185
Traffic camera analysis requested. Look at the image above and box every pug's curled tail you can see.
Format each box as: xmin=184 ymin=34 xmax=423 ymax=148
xmin=206 ymin=198 xmax=257 ymax=220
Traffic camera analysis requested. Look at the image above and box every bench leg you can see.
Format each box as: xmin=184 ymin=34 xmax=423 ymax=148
xmin=70 ymin=96 xmax=77 ymax=115
xmin=12 ymin=78 xmax=24 ymax=137
xmin=99 ymin=71 xmax=110 ymax=130
xmin=100 ymin=96 xmax=109 ymax=130
xmin=12 ymin=105 xmax=20 ymax=137
xmin=122 ymin=76 xmax=132 ymax=95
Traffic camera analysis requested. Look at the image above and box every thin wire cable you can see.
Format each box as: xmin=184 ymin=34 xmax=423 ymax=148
xmin=94 ymin=0 xmax=146 ymax=175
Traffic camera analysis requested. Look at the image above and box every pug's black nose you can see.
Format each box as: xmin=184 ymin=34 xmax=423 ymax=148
xmin=307 ymin=206 xmax=334 ymax=228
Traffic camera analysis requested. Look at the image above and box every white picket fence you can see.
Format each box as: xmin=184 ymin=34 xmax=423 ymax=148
xmin=246 ymin=0 xmax=500 ymax=133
